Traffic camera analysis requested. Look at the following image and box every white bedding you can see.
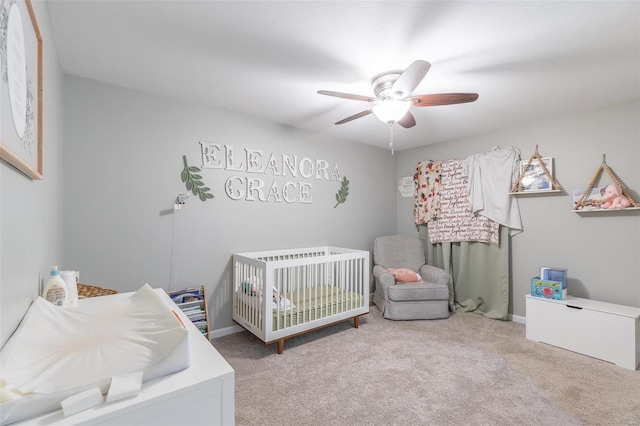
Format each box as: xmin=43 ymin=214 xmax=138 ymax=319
xmin=0 ymin=284 xmax=190 ymax=425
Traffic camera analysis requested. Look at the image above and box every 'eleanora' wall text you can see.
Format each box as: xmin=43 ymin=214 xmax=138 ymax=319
xmin=200 ymin=143 xmax=341 ymax=203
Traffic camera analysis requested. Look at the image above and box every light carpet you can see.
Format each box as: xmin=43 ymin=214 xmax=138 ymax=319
xmin=213 ymin=306 xmax=640 ymax=425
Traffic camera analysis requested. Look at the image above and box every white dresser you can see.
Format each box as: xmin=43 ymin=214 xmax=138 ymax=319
xmin=526 ymin=294 xmax=640 ymax=371
xmin=14 ymin=289 xmax=235 ymax=425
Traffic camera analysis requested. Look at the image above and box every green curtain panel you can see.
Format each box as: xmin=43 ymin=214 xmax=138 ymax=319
xmin=419 ymin=225 xmax=509 ymax=320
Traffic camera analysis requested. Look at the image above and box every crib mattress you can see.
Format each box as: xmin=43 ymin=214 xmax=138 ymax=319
xmin=237 ymin=285 xmax=364 ymax=331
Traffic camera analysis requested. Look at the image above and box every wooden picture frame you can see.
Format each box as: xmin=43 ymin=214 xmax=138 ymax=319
xmin=518 ymin=157 xmax=554 ymax=192
xmin=0 ymin=0 xmax=43 ymax=180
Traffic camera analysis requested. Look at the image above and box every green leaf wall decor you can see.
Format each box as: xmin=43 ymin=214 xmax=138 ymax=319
xmin=181 ymin=155 xmax=214 ymax=201
xmin=334 ymin=176 xmax=349 ymax=208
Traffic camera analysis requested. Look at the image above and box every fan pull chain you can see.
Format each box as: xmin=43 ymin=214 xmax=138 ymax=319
xmin=389 ymin=123 xmax=394 ymax=155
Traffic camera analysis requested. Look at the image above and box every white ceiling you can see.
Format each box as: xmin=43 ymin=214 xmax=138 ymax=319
xmin=46 ymin=1 xmax=640 ymax=151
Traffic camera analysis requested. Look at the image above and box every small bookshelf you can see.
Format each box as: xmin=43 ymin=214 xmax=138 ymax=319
xmin=166 ymin=286 xmax=210 ymax=341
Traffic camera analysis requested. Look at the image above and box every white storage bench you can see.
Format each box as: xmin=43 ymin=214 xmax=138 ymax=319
xmin=526 ymin=294 xmax=640 ymax=370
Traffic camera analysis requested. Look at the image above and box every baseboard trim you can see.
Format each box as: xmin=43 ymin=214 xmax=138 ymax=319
xmin=209 ymin=311 xmax=527 ymax=342
xmin=210 ymin=324 xmax=244 ymax=340
xmin=508 ymin=313 xmax=526 ymax=324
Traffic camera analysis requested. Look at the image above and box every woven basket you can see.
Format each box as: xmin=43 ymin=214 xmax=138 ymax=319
xmin=77 ymin=283 xmax=118 ymax=298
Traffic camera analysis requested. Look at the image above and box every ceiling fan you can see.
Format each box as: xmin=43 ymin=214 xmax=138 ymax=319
xmin=318 ymin=60 xmax=478 ymax=129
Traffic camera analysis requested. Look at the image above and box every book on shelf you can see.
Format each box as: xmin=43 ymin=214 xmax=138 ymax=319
xmin=186 ymin=312 xmax=207 ymax=322
xmin=166 ymin=287 xmax=204 ymax=304
xmin=192 ymin=320 xmax=208 ymax=334
xmin=572 ymin=187 xmax=605 ymax=209
xmin=166 ymin=285 xmax=210 ymax=340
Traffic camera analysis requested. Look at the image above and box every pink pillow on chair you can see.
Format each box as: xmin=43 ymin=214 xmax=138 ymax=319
xmin=387 ymin=268 xmax=423 ymax=283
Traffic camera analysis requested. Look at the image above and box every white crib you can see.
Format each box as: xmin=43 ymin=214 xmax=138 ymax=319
xmin=233 ymin=246 xmax=370 ymax=354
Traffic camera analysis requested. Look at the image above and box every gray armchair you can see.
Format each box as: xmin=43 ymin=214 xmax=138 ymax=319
xmin=372 ymin=235 xmax=450 ymax=320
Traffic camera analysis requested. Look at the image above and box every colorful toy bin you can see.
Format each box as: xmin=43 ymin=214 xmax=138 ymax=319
xmin=531 ymin=278 xmax=565 ymax=300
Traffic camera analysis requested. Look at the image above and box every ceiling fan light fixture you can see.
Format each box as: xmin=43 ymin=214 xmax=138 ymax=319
xmin=372 ymin=99 xmax=410 ymax=124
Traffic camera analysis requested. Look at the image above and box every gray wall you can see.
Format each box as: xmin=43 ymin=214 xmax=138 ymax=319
xmin=2 ymin=7 xmax=638 ymax=345
xmin=0 ymin=2 xmax=64 ymax=346
xmin=62 ymin=76 xmax=397 ymax=333
xmin=396 ymin=100 xmax=640 ymax=318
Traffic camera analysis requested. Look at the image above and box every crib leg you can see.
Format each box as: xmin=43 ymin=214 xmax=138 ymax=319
xmin=353 ymin=316 xmax=359 ymax=328
xmin=277 ymin=339 xmax=285 ymax=354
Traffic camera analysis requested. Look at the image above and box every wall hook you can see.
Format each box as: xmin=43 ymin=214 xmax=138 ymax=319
xmin=174 ymin=194 xmax=189 ymax=210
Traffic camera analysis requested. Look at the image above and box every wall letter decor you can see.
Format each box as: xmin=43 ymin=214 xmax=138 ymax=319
xmin=199 ymin=142 xmax=344 ymax=206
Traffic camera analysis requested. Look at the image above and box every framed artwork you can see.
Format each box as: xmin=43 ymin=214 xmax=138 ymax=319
xmin=519 ymin=157 xmax=554 ymax=192
xmin=0 ymin=0 xmax=43 ymax=180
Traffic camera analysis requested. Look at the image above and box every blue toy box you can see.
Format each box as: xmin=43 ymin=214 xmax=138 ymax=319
xmin=530 ymin=278 xmax=565 ymax=300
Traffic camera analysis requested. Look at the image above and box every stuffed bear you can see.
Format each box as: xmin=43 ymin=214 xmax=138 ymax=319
xmin=601 ymin=183 xmax=630 ymax=209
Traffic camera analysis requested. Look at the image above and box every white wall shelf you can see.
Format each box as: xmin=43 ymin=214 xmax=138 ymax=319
xmin=509 ymin=189 xmax=563 ymax=195
xmin=572 ymin=207 xmax=640 ymax=213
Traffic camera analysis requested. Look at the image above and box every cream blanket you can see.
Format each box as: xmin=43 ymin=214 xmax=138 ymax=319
xmin=427 ymin=159 xmax=500 ymax=245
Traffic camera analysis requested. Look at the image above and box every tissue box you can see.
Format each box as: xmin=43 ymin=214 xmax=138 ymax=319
xmin=531 ymin=278 xmax=566 ymax=300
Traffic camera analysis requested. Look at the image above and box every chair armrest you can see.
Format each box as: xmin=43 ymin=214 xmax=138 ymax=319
xmin=419 ymin=264 xmax=450 ymax=286
xmin=373 ymin=265 xmax=395 ymax=287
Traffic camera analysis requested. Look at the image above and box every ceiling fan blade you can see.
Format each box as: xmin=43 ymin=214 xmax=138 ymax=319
xmin=397 ymin=111 xmax=416 ymax=129
xmin=335 ymin=109 xmax=373 ymax=125
xmin=409 ymin=93 xmax=479 ymax=107
xmin=318 ymin=90 xmax=376 ymax=103
xmin=391 ymin=60 xmax=431 ymax=98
